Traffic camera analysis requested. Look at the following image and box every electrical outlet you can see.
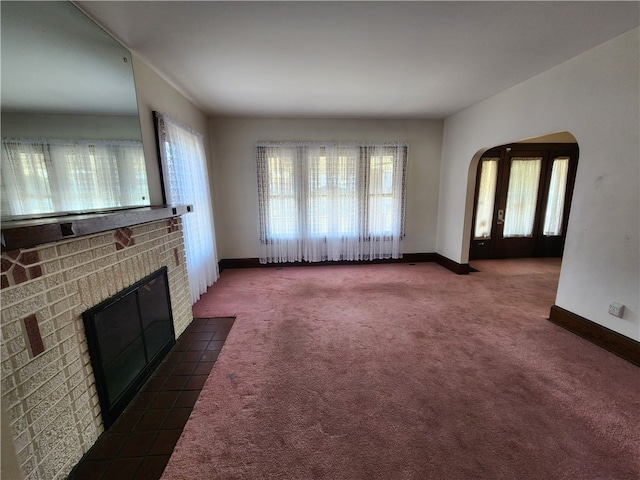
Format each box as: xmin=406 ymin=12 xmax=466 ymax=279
xmin=608 ymin=302 xmax=625 ymax=318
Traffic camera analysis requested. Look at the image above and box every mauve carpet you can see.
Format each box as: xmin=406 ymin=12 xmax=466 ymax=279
xmin=161 ymin=260 xmax=639 ymax=480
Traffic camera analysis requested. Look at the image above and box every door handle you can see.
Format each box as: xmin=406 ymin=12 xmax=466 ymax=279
xmin=497 ymin=209 xmax=505 ymax=225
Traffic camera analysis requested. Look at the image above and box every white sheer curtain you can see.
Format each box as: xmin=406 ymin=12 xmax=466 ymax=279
xmin=155 ymin=113 xmax=218 ymax=304
xmin=257 ymin=142 xmax=407 ymax=263
xmin=473 ymin=158 xmax=499 ymax=239
xmin=503 ymin=157 xmax=542 ymax=238
xmin=543 ymin=157 xmax=569 ymax=236
xmin=1 ymin=138 xmax=148 ymax=217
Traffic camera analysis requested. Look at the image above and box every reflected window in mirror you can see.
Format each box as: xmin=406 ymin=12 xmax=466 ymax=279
xmin=1 ymin=1 xmax=149 ymax=220
xmin=1 ymin=138 xmax=148 ymax=217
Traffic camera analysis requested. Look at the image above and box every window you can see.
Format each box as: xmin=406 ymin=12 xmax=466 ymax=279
xmin=155 ymin=113 xmax=218 ymax=304
xmin=368 ymin=149 xmax=402 ymax=236
xmin=543 ymin=157 xmax=570 ymax=236
xmin=306 ymin=146 xmax=359 ymax=238
xmin=257 ymin=142 xmax=407 ymax=263
xmin=260 ymin=148 xmax=299 ymax=239
xmin=1 ymin=138 xmax=149 ymax=217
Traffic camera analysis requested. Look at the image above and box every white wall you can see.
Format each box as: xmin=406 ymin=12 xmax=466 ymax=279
xmin=438 ymin=28 xmax=639 ymax=340
xmin=208 ymin=117 xmax=443 ymax=259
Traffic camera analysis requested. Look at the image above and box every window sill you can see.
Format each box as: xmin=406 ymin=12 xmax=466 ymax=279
xmin=1 ymin=205 xmax=192 ymax=251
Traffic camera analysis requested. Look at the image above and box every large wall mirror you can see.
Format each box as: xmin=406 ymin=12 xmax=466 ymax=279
xmin=1 ymin=1 xmax=149 ymax=221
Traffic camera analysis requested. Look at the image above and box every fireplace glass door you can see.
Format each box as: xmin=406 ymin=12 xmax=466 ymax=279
xmin=95 ymin=293 xmax=147 ymax=407
xmin=84 ymin=267 xmax=175 ymax=428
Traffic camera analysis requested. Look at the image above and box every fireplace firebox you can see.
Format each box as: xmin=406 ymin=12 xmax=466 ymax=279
xmin=83 ymin=267 xmax=175 ymax=428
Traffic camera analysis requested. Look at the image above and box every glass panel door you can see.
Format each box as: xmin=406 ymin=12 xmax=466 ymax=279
xmin=503 ymin=157 xmax=542 ymax=238
xmin=491 ymin=152 xmax=547 ymax=258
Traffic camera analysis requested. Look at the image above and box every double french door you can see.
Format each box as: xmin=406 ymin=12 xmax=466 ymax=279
xmin=470 ymin=143 xmax=578 ymax=259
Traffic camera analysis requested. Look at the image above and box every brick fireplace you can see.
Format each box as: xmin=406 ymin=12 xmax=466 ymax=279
xmin=0 ymin=210 xmax=193 ymax=479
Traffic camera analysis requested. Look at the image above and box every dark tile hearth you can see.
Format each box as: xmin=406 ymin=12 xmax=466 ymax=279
xmin=67 ymin=317 xmax=235 ymax=480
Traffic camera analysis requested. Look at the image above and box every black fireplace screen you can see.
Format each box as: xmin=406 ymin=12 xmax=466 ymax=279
xmin=83 ymin=266 xmax=175 ymax=428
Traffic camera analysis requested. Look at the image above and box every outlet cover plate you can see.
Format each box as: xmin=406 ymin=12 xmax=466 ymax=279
xmin=608 ymin=302 xmax=625 ymax=318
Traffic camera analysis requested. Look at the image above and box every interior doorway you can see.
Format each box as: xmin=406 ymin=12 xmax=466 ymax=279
xmin=469 ymin=141 xmax=578 ymax=260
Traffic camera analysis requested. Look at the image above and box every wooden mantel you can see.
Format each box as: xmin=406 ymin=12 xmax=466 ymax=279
xmin=1 ymin=205 xmax=192 ymax=251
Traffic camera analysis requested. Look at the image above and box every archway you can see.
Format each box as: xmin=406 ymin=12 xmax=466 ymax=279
xmin=465 ymin=131 xmax=579 ymax=263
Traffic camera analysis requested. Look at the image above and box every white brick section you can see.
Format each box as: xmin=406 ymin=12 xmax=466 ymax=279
xmin=0 ymin=218 xmax=192 ymax=480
